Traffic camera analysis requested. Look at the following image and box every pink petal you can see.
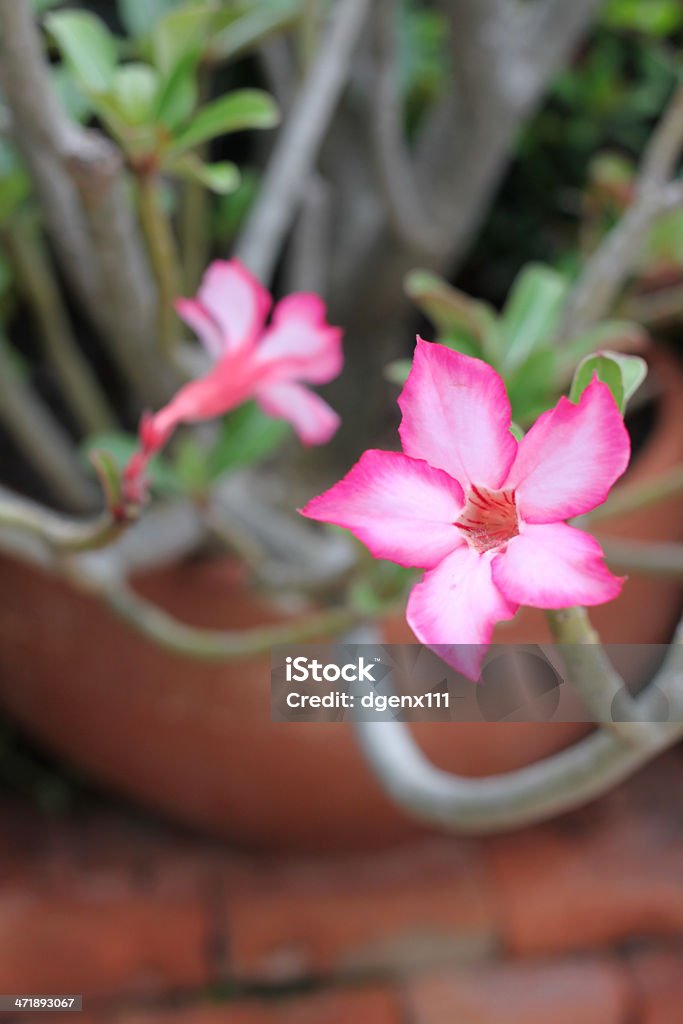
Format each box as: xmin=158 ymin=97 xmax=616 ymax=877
xmin=255 ymin=293 xmax=343 ymax=384
xmin=399 ymin=338 xmax=517 ymax=490
xmin=300 ymin=450 xmax=466 ymax=568
xmin=149 ymin=358 xmax=254 ymax=440
xmin=174 ymin=298 xmax=225 ymax=360
xmin=257 ymin=380 xmax=339 ymax=445
xmin=491 ymin=522 xmax=624 ymax=608
xmin=406 ymin=546 xmax=518 ymax=680
xmin=196 ymin=260 xmax=271 ymax=354
xmin=505 ymin=378 xmax=631 ymax=523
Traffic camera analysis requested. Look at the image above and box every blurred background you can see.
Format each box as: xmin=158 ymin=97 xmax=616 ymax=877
xmin=0 ymin=0 xmax=682 ymax=1021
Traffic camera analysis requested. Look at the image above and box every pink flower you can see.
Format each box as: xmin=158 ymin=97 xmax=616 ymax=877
xmin=124 ymin=260 xmax=343 ymax=502
xmin=300 ymin=338 xmax=630 ymax=680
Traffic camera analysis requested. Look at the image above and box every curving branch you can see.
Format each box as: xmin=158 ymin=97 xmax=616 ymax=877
xmin=236 ymin=0 xmax=370 ymax=282
xmin=102 ymin=580 xmax=364 ymax=660
xmin=561 ymin=76 xmax=683 ymax=338
xmin=547 ymin=606 xmax=658 ymax=746
xmin=369 ymin=0 xmax=448 ymax=254
xmin=0 ymin=485 xmax=126 ymax=553
xmin=354 ymin=618 xmax=683 ymax=834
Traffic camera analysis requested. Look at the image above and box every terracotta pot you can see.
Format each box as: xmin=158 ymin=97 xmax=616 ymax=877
xmin=0 ymin=351 xmax=682 ymax=852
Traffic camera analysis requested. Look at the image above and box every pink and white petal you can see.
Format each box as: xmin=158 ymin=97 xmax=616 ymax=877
xmin=491 ymin=522 xmax=624 ymax=609
xmin=300 ymin=450 xmax=466 ymax=569
xmin=255 ymin=293 xmax=343 ymax=385
xmin=257 ymin=380 xmax=339 ymax=445
xmin=406 ymin=546 xmax=518 ymax=680
xmin=505 ymin=378 xmax=631 ymax=523
xmin=398 ymin=338 xmax=517 ymax=490
xmin=149 ymin=359 xmax=253 ymax=440
xmin=197 ymin=260 xmax=271 ymax=354
xmin=174 ymin=298 xmax=225 ymax=360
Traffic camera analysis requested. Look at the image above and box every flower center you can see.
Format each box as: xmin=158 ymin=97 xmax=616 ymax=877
xmin=456 ymin=484 xmax=519 ymax=554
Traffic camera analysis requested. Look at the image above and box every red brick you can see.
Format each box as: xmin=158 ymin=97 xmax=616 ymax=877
xmin=406 ymin=957 xmax=630 ymax=1024
xmin=628 ymin=948 xmax=683 ymax=1024
xmin=485 ymin=753 xmax=683 ymax=954
xmin=227 ymin=839 xmax=497 ymax=981
xmin=0 ymin=807 xmax=220 ymax=998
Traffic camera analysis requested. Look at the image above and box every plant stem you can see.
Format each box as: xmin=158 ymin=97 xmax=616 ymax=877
xmin=136 ymin=171 xmax=182 ymax=358
xmin=585 ymin=464 xmax=683 ymax=524
xmin=179 ymin=64 xmax=211 ymax=293
xmin=236 ymin=0 xmax=371 ymax=282
xmin=104 ymin=579 xmax=364 ymax=660
xmin=3 ymin=217 xmax=117 ymax=434
xmin=601 ymin=537 xmax=683 ymax=579
xmin=546 ymin=606 xmax=656 ymax=746
xmin=0 ymin=330 xmax=95 ymax=511
xmin=353 ymin=617 xmax=683 ymax=835
xmin=0 ymin=0 xmax=160 ymax=408
xmin=0 ymin=487 xmax=126 ymax=552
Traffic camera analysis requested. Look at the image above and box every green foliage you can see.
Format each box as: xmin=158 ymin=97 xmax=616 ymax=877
xmin=118 ymin=0 xmax=182 ymax=40
xmin=602 ymin=0 xmax=683 ymax=37
xmin=169 ymin=154 xmax=241 ymax=195
xmin=402 ymin=263 xmax=649 ymax=426
xmin=0 ymin=143 xmax=30 ymax=224
xmin=570 ymin=351 xmax=648 ymax=412
xmin=170 ymin=89 xmax=279 ymax=153
xmin=499 ymin=265 xmax=568 ymax=372
xmin=82 ymin=432 xmax=182 ymax=496
xmin=47 ymin=7 xmax=279 ymax=194
xmin=213 ymin=169 xmax=260 ymax=244
xmin=208 ymin=402 xmax=289 ymax=479
xmin=88 ymin=449 xmax=124 ymax=512
xmin=45 ymin=11 xmax=118 ymax=96
xmin=396 ymin=0 xmax=448 ymax=132
xmin=208 ymin=0 xmax=305 ymax=64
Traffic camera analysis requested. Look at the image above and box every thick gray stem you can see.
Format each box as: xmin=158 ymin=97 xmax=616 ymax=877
xmin=354 ymin=621 xmax=683 ymax=834
xmin=236 ymin=0 xmax=370 ymax=282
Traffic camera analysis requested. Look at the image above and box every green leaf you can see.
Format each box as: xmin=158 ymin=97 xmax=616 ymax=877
xmin=154 ymin=50 xmax=199 ymax=131
xmin=213 ymin=169 xmax=259 ymax=244
xmin=152 ymin=5 xmax=216 ymax=75
xmin=208 ymin=0 xmax=304 ymax=63
xmin=404 ymin=269 xmax=500 ymax=363
xmin=82 ymin=433 xmax=182 ymax=495
xmin=45 ymin=11 xmax=119 ymax=96
xmin=602 ymin=0 xmax=683 ymax=36
xmin=500 ymin=264 xmax=569 ymax=372
xmin=170 ymin=89 xmax=279 ymax=153
xmin=169 ymin=153 xmax=240 ymax=194
xmin=88 ymin=449 xmax=123 ymax=512
xmin=506 ymin=347 xmax=558 ymax=426
xmin=171 ymin=435 xmax=210 ymax=495
xmin=569 ymin=351 xmax=647 ymax=413
xmin=557 ymin=320 xmax=647 ymax=378
xmin=119 ymin=0 xmax=181 ymax=39
xmin=209 ymin=402 xmax=288 ymax=479
xmin=111 ymin=64 xmax=160 ymax=125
